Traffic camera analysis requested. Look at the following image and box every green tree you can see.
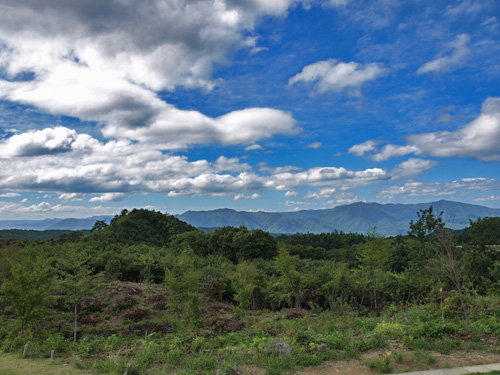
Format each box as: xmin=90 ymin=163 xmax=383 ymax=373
xmin=1 ymin=255 xmax=54 ymax=331
xmin=169 ymin=231 xmax=212 ymax=256
xmin=410 ymin=207 xmax=471 ymax=325
xmin=268 ymin=247 xmax=311 ymax=309
xmin=232 ymin=229 xmax=278 ymax=260
xmin=200 ymin=255 xmax=233 ymax=300
xmin=164 ymin=249 xmax=203 ymax=323
xmin=56 ymin=244 xmax=96 ymax=342
xmin=91 ymin=220 xmax=108 ymax=232
xmin=457 ymin=217 xmax=500 ymax=291
xmin=209 ymin=226 xmax=246 ymax=262
xmin=357 ymin=227 xmax=390 ymax=309
xmin=231 ymin=261 xmax=258 ymax=311
xmin=322 ymin=261 xmax=352 ymax=306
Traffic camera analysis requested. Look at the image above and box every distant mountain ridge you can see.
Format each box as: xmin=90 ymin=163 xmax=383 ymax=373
xmin=0 ymin=216 xmax=113 ymax=231
xmin=1 ymin=200 xmax=499 ymax=235
xmin=176 ymin=200 xmax=500 ymax=236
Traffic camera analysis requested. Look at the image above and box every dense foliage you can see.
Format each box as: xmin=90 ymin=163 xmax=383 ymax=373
xmin=1 ymin=208 xmax=500 ymax=375
xmin=0 ymin=229 xmax=76 ymax=241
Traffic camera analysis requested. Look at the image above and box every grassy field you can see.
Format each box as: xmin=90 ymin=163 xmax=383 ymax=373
xmin=1 ymin=352 xmax=500 ymax=375
xmin=0 ymin=354 xmax=91 ymax=375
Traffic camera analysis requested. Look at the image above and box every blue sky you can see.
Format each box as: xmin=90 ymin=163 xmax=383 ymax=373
xmin=0 ymin=0 xmax=500 ymax=219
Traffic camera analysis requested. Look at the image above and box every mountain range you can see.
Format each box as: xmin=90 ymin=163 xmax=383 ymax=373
xmin=175 ymin=200 xmax=500 ymax=236
xmin=1 ymin=200 xmax=499 ymax=235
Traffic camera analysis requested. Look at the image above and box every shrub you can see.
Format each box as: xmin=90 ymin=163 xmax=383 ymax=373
xmin=42 ymin=332 xmax=66 ymax=355
xmin=374 ymin=321 xmax=406 ymax=339
xmin=352 ymin=333 xmax=387 ymax=352
xmin=473 ymin=316 xmax=500 ymax=335
xmin=103 ymin=333 xmax=124 ymax=351
xmin=413 ymin=320 xmax=459 ymax=338
xmin=76 ymin=336 xmax=103 ymax=358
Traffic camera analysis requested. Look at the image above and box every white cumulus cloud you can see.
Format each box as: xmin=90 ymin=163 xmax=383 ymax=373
xmin=306 ymin=141 xmax=322 ymax=149
xmin=289 ymin=58 xmax=386 ymax=95
xmin=350 ymin=97 xmax=500 ymax=163
xmin=233 ymin=193 xmax=262 ymax=200
xmin=0 ymin=192 xmax=20 ymax=198
xmin=89 ymin=193 xmax=128 ymax=203
xmin=348 ymin=140 xmax=379 ymax=157
xmin=0 ymin=0 xmax=302 ymax=150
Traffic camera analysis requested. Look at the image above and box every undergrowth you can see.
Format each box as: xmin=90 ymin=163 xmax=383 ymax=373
xmin=2 ymin=286 xmax=500 ymax=375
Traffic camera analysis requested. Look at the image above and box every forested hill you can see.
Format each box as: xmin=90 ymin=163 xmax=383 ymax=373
xmin=176 ymin=200 xmax=500 ymax=236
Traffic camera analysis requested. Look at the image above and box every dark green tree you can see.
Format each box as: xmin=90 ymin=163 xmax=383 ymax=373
xmin=91 ymin=220 xmax=108 ymax=232
xmin=56 ymin=244 xmax=97 ymax=342
xmin=233 ymin=229 xmax=278 ymax=260
xmin=164 ymin=249 xmax=203 ymax=324
xmin=1 ymin=255 xmax=54 ymax=331
xmin=268 ymin=246 xmax=312 ymax=309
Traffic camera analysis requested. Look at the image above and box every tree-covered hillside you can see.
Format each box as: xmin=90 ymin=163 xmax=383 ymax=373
xmin=2 ymin=209 xmax=500 ymax=375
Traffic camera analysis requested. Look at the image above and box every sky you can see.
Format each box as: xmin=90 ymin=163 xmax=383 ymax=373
xmin=0 ymin=0 xmax=500 ymax=220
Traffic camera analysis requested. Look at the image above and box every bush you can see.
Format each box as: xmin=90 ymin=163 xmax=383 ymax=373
xmin=42 ymin=332 xmax=66 ymax=355
xmin=413 ymin=320 xmax=459 ymax=338
xmin=374 ymin=321 xmax=406 ymax=339
xmin=2 ymin=330 xmax=34 ymax=353
xmin=352 ymin=333 xmax=387 ymax=352
xmin=76 ymin=336 xmax=104 ymax=358
xmin=473 ymin=316 xmax=500 ymax=335
xmin=103 ymin=333 xmax=125 ymax=351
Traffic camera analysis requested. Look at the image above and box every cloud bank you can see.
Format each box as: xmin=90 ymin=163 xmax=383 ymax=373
xmin=0 ymin=0 xmax=302 ymax=149
xmin=0 ymin=126 xmax=432 ymax=198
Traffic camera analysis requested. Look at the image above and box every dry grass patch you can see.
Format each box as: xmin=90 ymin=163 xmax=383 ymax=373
xmin=0 ymin=354 xmax=91 ymax=375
